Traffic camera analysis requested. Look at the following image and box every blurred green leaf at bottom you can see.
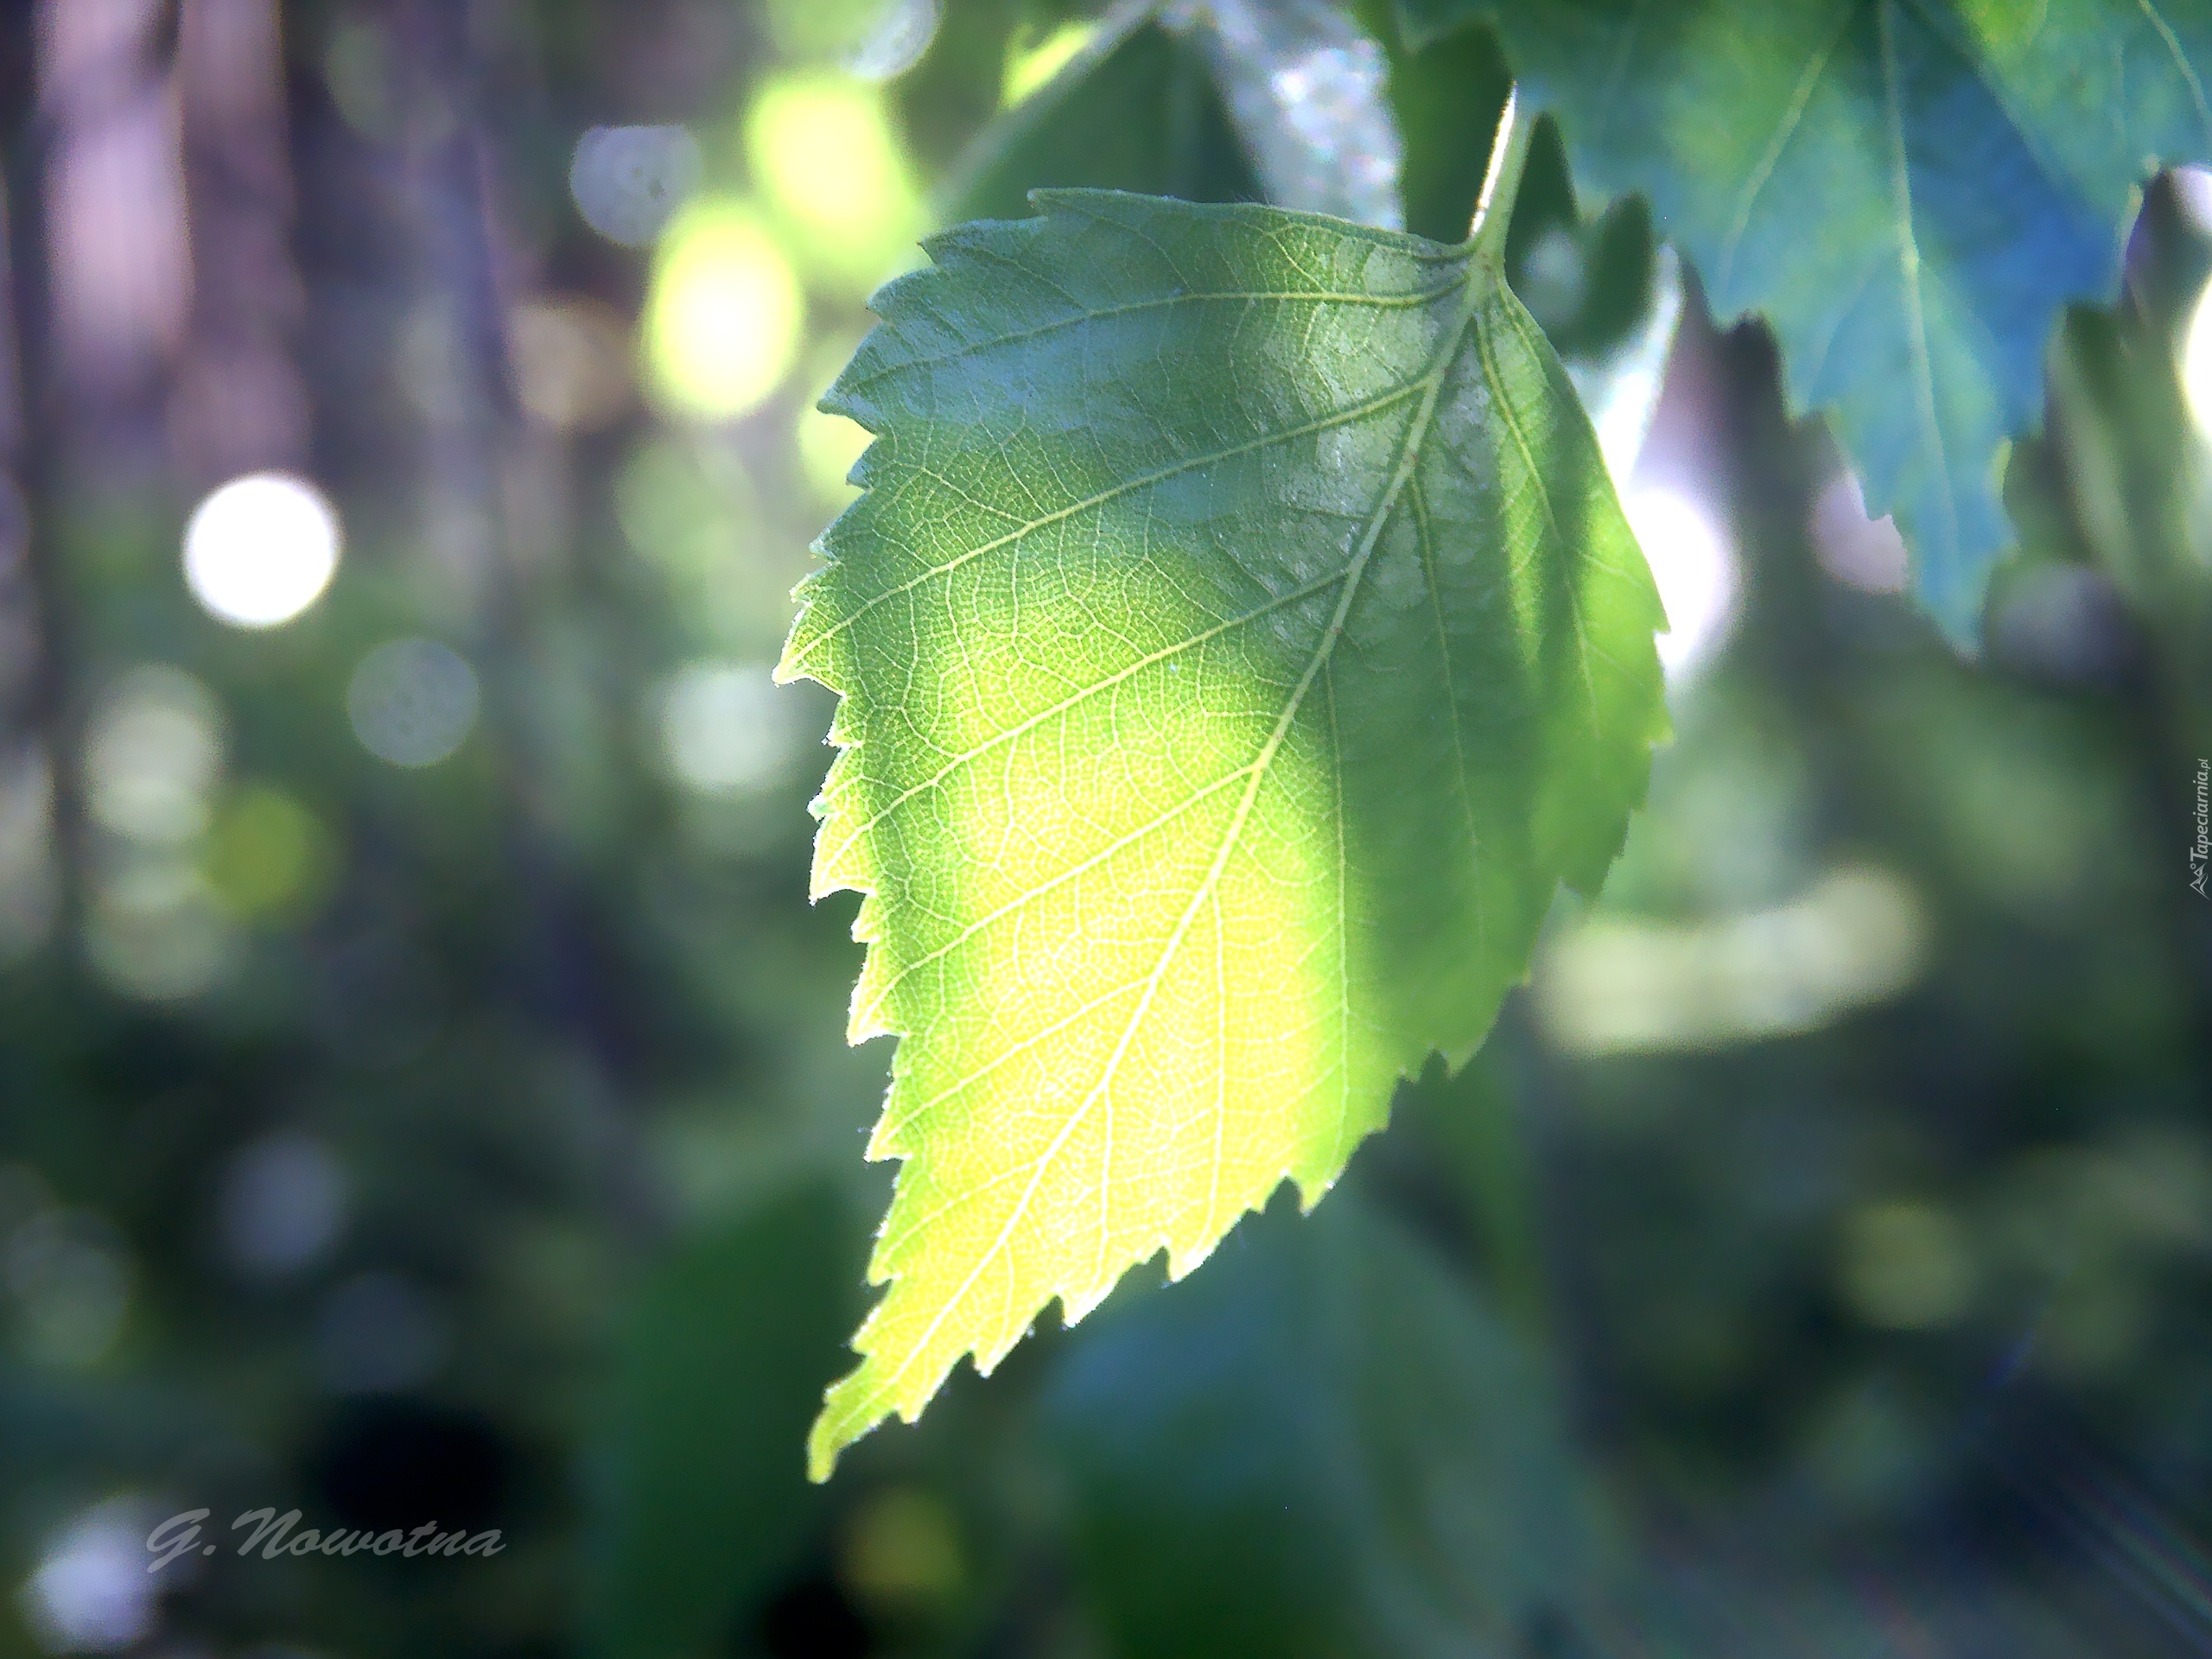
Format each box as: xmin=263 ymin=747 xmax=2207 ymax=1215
xmin=586 ymin=1182 xmax=865 ymax=1659
xmin=1043 ymin=1183 xmax=1608 ymax=1658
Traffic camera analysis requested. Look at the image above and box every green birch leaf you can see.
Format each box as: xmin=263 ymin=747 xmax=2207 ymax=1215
xmin=779 ymin=113 xmax=1668 ymax=1478
xmin=1396 ymin=0 xmax=2212 ymax=638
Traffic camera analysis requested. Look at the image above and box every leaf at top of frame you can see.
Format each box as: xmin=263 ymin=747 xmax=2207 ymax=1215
xmin=1399 ymin=0 xmax=2212 ymax=639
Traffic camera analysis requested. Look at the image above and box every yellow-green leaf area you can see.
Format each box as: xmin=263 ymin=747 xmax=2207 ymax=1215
xmin=779 ymin=181 xmax=1668 ymax=1479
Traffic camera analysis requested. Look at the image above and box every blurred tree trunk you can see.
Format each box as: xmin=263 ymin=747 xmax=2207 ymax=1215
xmin=384 ymin=0 xmax=653 ymax=1234
xmin=0 ymin=170 xmax=58 ymax=965
xmin=172 ymin=0 xmax=308 ymax=486
xmin=35 ymin=0 xmax=188 ymax=487
xmin=389 ymin=0 xmax=517 ymax=620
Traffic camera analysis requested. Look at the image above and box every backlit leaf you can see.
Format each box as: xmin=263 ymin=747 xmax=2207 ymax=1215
xmin=780 ymin=114 xmax=1668 ymax=1477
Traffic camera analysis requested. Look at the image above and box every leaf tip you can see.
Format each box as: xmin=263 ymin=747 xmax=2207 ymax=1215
xmin=804 ymin=1402 xmax=858 ymax=1484
xmin=806 ymin=1338 xmax=931 ymax=1484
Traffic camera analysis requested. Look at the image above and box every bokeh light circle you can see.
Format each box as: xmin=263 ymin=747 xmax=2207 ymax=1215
xmin=347 ymin=639 xmax=480 ymax=769
xmin=658 ymin=660 xmax=804 ymax=796
xmin=182 ymin=473 xmax=342 ymax=629
xmin=569 ymin=124 xmax=702 ymax=247
xmin=84 ymin=665 xmax=225 ymax=844
xmin=746 ymin=75 xmax=921 ymax=293
xmin=642 ymin=200 xmax=804 ymax=422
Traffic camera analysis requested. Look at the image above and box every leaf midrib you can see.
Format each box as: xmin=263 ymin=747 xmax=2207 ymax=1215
xmin=1714 ymin=0 xmax=1852 ymax=291
xmin=1878 ymin=0 xmax=1961 ymax=561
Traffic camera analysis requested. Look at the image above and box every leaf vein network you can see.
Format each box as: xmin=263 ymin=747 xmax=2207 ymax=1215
xmin=790 ymin=375 xmax=1434 ymax=670
xmin=855 ymin=251 xmax=1490 ymax=1400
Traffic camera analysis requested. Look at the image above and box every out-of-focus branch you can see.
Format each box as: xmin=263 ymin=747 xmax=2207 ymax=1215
xmin=172 ymin=0 xmax=308 ymax=486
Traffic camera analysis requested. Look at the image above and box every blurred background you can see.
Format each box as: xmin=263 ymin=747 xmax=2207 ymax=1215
xmin=0 ymin=1 xmax=2207 ymax=1655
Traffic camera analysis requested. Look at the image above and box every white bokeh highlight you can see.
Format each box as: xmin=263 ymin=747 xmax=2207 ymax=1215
xmin=659 ymin=660 xmax=804 ymax=797
xmin=220 ymin=1132 xmax=349 ymax=1279
xmin=2183 ymin=269 xmax=2212 ymax=442
xmin=20 ymin=1498 xmax=159 ymax=1653
xmin=182 ymin=473 xmax=341 ymax=629
xmin=1624 ymin=486 xmax=1738 ymax=683
xmin=844 ymin=0 xmax=940 ymax=79
xmin=84 ymin=667 xmax=224 ymax=844
xmin=569 ymin=124 xmax=702 ymax=247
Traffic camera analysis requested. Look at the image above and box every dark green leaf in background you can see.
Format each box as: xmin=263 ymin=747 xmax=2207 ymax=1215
xmin=587 ymin=1184 xmax=865 ymax=1658
xmin=1044 ymin=1185 xmax=1606 ymax=1658
xmin=943 ymin=8 xmax=1261 ymax=224
xmin=1400 ymin=0 xmax=2212 ymax=637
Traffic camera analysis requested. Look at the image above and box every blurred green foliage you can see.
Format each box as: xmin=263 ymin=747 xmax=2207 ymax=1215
xmin=0 ymin=3 xmax=2204 ymax=1657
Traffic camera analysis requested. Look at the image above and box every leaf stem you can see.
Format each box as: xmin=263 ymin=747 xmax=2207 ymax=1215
xmin=1466 ymin=86 xmax=1532 ymax=259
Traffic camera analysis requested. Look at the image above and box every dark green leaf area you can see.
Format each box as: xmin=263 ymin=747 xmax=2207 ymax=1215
xmin=1045 ymin=1186 xmax=1603 ymax=1658
xmin=1400 ymin=0 xmax=2212 ymax=636
xmin=588 ymin=1185 xmax=866 ymax=1659
xmin=947 ymin=20 xmax=1261 ymax=224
